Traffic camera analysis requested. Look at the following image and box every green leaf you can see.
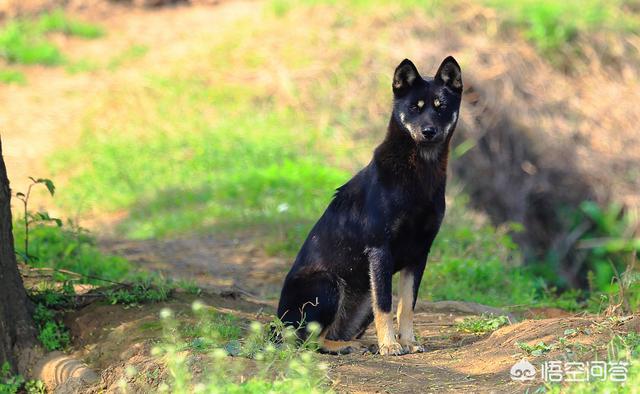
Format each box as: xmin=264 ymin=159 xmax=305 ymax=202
xmin=37 ymin=178 xmax=56 ymax=196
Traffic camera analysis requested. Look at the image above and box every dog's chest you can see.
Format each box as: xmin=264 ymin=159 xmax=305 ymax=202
xmin=388 ymin=201 xmax=443 ymax=238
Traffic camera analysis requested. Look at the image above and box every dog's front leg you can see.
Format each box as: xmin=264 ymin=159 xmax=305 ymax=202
xmin=367 ymin=247 xmax=405 ymax=356
xmin=397 ymin=268 xmax=425 ymax=353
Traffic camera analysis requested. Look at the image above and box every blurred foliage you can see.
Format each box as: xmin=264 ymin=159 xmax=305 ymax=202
xmin=483 ymin=0 xmax=639 ymax=61
xmin=0 ymin=68 xmax=26 ymax=84
xmin=578 ymin=202 xmax=640 ymax=312
xmin=0 ymin=20 xmax=62 ymax=65
xmin=50 ymin=79 xmax=350 ymax=240
xmin=0 ymin=9 xmax=103 ymax=74
xmin=38 ymin=9 xmax=104 ymax=39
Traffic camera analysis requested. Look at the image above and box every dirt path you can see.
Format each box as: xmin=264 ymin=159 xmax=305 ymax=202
xmin=100 ymin=234 xmax=289 ymax=299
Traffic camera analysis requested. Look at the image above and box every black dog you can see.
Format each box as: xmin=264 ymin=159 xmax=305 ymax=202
xmin=277 ymin=56 xmax=462 ymax=355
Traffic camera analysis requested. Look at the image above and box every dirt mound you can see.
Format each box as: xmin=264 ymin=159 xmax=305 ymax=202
xmin=57 ymin=291 xmax=636 ymax=393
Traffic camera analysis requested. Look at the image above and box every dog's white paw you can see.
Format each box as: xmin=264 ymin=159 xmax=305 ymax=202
xmin=378 ymin=341 xmax=407 ymax=356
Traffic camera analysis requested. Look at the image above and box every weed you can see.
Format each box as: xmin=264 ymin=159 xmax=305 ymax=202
xmin=24 ymin=380 xmax=47 ymax=394
xmin=174 ymin=279 xmax=202 ymax=296
xmin=455 ymin=314 xmax=509 ymax=334
xmin=128 ymin=301 xmax=329 ymax=392
xmin=517 ymin=341 xmax=554 ymax=356
xmin=0 ymin=362 xmax=24 ymax=394
xmin=105 ymin=280 xmax=171 ymax=306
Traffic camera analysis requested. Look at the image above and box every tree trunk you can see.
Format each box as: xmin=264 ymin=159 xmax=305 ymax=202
xmin=0 ymin=138 xmax=40 ymax=374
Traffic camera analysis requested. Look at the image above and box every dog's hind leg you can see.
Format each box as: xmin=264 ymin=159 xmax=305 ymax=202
xmin=276 ymin=270 xmax=342 ymax=341
xmin=318 ymin=331 xmax=363 ymax=354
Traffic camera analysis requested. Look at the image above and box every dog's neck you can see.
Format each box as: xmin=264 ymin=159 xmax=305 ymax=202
xmin=373 ymin=116 xmax=450 ymax=189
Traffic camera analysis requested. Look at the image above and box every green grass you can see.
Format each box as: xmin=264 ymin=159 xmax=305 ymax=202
xmin=50 ymin=77 xmax=350 ymax=240
xmin=420 ymin=193 xmax=539 ymax=307
xmin=0 ymin=20 xmax=62 ymax=65
xmin=0 ymin=10 xmax=103 ymax=66
xmin=455 ymin=314 xmax=510 ymax=334
xmin=13 ymin=221 xmax=134 ymax=283
xmin=0 ymin=68 xmax=26 ymax=84
xmin=38 ymin=9 xmax=104 ymax=38
xmin=105 ymin=280 xmax=171 ymax=305
xmin=483 ymin=0 xmax=639 ymax=58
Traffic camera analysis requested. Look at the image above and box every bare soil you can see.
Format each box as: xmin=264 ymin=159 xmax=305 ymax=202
xmin=61 ymin=285 xmax=639 ymax=393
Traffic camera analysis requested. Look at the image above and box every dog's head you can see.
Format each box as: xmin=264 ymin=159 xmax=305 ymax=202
xmin=391 ymin=56 xmax=462 ymax=160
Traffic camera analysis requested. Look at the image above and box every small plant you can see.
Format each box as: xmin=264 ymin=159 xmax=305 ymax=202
xmin=33 ymin=302 xmax=71 ymax=351
xmin=455 ymin=314 xmax=510 ymax=334
xmin=517 ymin=341 xmax=554 ymax=356
xmin=15 ymin=177 xmax=58 ymax=263
xmin=0 ymin=362 xmax=24 ymax=394
xmin=24 ymin=379 xmax=47 ymax=394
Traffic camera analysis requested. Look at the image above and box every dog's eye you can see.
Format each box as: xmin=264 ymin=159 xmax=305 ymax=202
xmin=433 ymin=98 xmax=441 ymax=109
xmin=417 ymin=100 xmax=425 ymax=110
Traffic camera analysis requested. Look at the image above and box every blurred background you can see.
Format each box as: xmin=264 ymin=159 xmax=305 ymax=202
xmin=2 ymin=0 xmax=639 ymax=312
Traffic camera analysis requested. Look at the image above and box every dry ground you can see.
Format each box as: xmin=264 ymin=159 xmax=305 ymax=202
xmin=61 ymin=288 xmax=639 ymax=393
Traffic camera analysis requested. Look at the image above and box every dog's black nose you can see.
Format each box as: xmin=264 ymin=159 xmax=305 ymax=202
xmin=422 ymin=127 xmax=437 ymax=140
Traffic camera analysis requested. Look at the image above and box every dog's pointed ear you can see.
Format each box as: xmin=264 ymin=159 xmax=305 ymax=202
xmin=393 ymin=59 xmax=420 ymax=96
xmin=435 ymin=56 xmax=462 ymax=93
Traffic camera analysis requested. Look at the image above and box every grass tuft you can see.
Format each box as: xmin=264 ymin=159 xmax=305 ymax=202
xmin=0 ymin=68 xmax=26 ymax=84
xmin=38 ymin=9 xmax=104 ymax=38
xmin=455 ymin=314 xmax=510 ymax=334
